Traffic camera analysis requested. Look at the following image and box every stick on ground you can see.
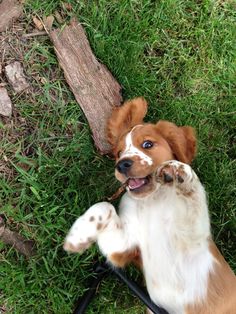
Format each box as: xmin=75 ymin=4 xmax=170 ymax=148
xmin=50 ymin=19 xmax=122 ymax=154
xmin=0 ymin=216 xmax=36 ymax=257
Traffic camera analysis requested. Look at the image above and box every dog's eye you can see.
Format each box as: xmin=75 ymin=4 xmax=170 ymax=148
xmin=142 ymin=140 xmax=153 ymax=149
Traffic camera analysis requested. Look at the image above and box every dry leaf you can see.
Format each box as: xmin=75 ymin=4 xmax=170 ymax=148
xmin=43 ymin=15 xmax=55 ymax=30
xmin=32 ymin=16 xmax=43 ymax=31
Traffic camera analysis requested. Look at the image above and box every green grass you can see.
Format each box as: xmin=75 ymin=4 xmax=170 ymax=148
xmin=0 ymin=0 xmax=235 ymax=313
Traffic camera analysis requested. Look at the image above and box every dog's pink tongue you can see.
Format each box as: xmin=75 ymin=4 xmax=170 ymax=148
xmin=128 ymin=178 xmax=146 ymax=190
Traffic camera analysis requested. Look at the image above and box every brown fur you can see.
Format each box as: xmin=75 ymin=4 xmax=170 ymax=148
xmin=114 ymin=124 xmax=175 ymax=180
xmin=107 ymin=98 xmax=197 ymax=164
xmin=156 ymin=121 xmax=196 ymax=164
xmin=186 ymin=240 xmax=236 ymax=314
xmin=108 ymin=98 xmax=197 ymax=200
xmin=96 ymin=223 xmax=103 ymax=230
xmin=110 ymin=247 xmax=142 ymax=268
xmin=106 ymin=97 xmax=197 ymax=267
xmin=106 ymin=98 xmax=236 ymax=312
xmin=107 ymin=97 xmax=147 ymax=150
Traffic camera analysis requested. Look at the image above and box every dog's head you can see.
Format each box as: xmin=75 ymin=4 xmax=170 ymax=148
xmin=107 ymin=97 xmax=197 ymax=198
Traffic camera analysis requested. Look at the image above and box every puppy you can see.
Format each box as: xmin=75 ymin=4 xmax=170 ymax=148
xmin=64 ymin=98 xmax=236 ymax=314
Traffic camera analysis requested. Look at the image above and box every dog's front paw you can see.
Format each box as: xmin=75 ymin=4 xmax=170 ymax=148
xmin=156 ymin=160 xmax=195 ymax=188
xmin=64 ymin=202 xmax=116 ymax=253
xmin=64 ymin=216 xmax=96 ymax=253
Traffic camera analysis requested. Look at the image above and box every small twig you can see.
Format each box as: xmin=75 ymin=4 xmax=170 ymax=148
xmin=0 ymin=215 xmax=36 ymax=257
xmin=107 ymin=184 xmax=126 ymax=201
xmin=22 ymin=31 xmax=47 ymax=38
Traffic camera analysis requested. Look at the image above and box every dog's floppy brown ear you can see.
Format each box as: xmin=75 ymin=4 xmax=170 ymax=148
xmin=156 ymin=120 xmax=197 ymax=164
xmin=107 ymin=97 xmax=148 ymax=148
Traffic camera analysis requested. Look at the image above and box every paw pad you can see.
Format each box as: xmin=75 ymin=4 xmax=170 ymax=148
xmin=156 ymin=161 xmax=193 ymax=185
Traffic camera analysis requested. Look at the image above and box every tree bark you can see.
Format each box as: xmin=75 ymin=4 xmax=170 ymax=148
xmin=50 ymin=19 xmax=122 ymax=154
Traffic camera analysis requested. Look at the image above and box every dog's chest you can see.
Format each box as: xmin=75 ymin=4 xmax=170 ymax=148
xmin=119 ymin=192 xmax=212 ymax=314
xmin=137 ymin=197 xmax=187 ymax=313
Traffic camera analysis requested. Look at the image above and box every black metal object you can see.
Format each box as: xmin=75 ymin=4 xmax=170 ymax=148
xmin=73 ymin=263 xmax=110 ymax=314
xmin=73 ymin=262 xmax=169 ymax=314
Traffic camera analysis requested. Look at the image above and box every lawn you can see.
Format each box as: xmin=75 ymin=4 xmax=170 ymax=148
xmin=0 ymin=0 xmax=235 ymax=313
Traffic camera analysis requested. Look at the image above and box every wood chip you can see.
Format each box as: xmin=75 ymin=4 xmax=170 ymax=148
xmin=32 ymin=16 xmax=44 ymax=31
xmin=5 ymin=61 xmax=30 ymax=93
xmin=50 ymin=19 xmax=122 ymax=154
xmin=0 ymin=87 xmax=12 ymax=117
xmin=0 ymin=0 xmax=23 ymax=32
xmin=43 ymin=15 xmax=55 ymax=31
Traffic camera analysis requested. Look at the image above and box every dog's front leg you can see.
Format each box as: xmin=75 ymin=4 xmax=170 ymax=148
xmin=156 ymin=160 xmax=211 ymax=249
xmin=64 ymin=202 xmax=137 ymax=265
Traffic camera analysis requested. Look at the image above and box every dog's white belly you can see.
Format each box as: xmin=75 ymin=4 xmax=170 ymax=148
xmin=137 ymin=200 xmax=186 ymax=314
xmin=141 ymin=235 xmax=186 ymax=314
xmin=120 ymin=191 xmax=213 ymax=314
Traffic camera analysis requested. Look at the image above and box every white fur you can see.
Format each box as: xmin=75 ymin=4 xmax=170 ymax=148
xmin=65 ymin=161 xmax=215 ymax=314
xmin=121 ymin=126 xmax=153 ymax=165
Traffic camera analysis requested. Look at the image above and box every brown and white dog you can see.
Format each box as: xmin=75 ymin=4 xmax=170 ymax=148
xmin=64 ymin=98 xmax=236 ymax=314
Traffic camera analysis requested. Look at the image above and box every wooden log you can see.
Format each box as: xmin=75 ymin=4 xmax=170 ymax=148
xmin=50 ymin=19 xmax=122 ymax=154
xmin=0 ymin=0 xmax=23 ymax=32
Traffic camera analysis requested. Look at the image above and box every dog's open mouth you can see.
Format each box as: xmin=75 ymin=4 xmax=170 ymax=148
xmin=127 ymin=175 xmax=151 ymax=191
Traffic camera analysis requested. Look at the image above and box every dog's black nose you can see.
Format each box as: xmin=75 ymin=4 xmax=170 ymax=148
xmin=116 ymin=159 xmax=133 ymax=174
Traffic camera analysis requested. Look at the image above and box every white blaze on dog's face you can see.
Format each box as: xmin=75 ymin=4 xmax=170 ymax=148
xmin=121 ymin=126 xmax=154 ymax=166
xmin=114 ymin=124 xmax=175 ymax=197
xmin=107 ymin=97 xmax=197 ymax=198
